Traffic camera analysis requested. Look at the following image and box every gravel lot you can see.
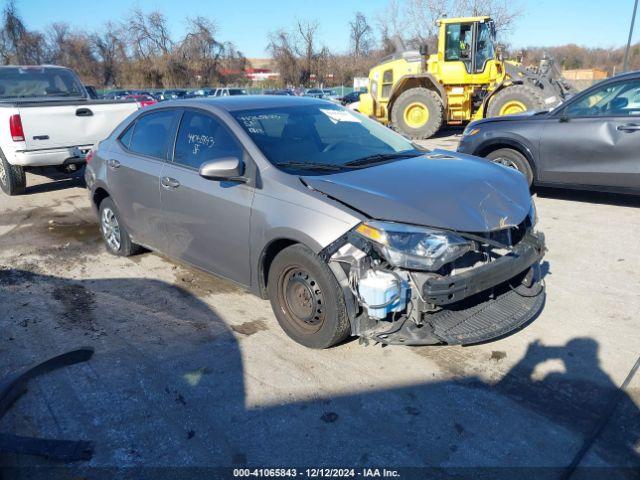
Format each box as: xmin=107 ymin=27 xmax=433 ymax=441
xmin=0 ymin=131 xmax=638 ymax=478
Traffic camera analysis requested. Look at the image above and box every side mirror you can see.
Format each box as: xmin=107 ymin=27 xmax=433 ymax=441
xmin=419 ymin=43 xmax=429 ymax=56
xmin=199 ymin=156 xmax=246 ymax=182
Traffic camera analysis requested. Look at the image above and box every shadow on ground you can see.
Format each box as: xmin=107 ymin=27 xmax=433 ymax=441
xmin=22 ymin=168 xmax=85 ymax=196
xmin=0 ymin=269 xmax=637 ymax=480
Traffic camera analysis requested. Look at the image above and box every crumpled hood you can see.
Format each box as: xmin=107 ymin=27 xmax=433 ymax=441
xmin=303 ymin=150 xmax=532 ymax=232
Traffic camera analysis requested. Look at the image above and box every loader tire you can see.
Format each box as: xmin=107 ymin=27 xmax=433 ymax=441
xmin=0 ymin=149 xmax=26 ymax=196
xmin=487 ymin=85 xmax=546 ymax=118
xmin=391 ymin=87 xmax=444 ymax=139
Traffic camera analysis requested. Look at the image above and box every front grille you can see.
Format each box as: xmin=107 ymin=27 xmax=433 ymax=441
xmin=483 ymin=217 xmax=531 ymax=247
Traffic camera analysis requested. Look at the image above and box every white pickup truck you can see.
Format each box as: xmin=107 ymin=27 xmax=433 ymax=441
xmin=0 ymin=65 xmax=139 ymax=195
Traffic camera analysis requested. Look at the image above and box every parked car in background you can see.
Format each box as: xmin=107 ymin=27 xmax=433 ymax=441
xmin=85 ymin=96 xmax=544 ymax=349
xmin=158 ymin=89 xmax=188 ymax=101
xmin=458 ymin=71 xmax=640 ymax=194
xmin=194 ymin=88 xmax=216 ymax=97
xmin=213 ymin=88 xmax=247 ymax=97
xmin=84 ymin=85 xmax=99 ymax=99
xmin=303 ymin=88 xmax=324 ymax=98
xmin=124 ymin=94 xmax=157 ymax=108
xmin=103 ymin=90 xmax=134 ymax=100
xmin=0 ymin=65 xmax=139 ymax=195
xmin=264 ymin=89 xmax=295 ymax=96
xmin=339 ymin=89 xmax=366 ymax=106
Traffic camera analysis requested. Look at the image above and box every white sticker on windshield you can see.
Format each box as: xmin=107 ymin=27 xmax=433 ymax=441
xmin=320 ymin=109 xmax=361 ymax=124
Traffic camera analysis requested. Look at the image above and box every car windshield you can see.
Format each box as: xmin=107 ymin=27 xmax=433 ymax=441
xmin=0 ymin=67 xmax=85 ymax=99
xmin=232 ymin=104 xmax=423 ymax=173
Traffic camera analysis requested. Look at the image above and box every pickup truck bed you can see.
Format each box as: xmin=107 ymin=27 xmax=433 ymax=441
xmin=0 ymin=65 xmax=140 ymax=195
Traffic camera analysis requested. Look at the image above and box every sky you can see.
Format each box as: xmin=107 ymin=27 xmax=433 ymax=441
xmin=12 ymin=0 xmax=640 ymax=57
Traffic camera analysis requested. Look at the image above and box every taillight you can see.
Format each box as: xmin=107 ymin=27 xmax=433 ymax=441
xmin=9 ymin=114 xmax=24 ymax=142
xmin=86 ymin=149 xmax=94 ymax=163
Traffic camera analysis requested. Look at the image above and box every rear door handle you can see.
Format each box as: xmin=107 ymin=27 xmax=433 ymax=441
xmin=161 ymin=177 xmax=180 ymax=189
xmin=107 ymin=159 xmax=121 ymax=169
xmin=617 ymin=124 xmax=640 ymax=132
xmin=76 ymin=107 xmax=93 ymax=117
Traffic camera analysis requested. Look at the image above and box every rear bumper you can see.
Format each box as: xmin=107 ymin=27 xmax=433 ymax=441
xmin=11 ymin=146 xmax=91 ymax=167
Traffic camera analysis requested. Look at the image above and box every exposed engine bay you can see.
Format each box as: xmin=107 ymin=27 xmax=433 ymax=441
xmin=322 ymin=214 xmax=546 ymax=346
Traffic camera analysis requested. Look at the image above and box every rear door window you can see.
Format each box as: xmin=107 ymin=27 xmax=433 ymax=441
xmin=173 ymin=110 xmax=243 ymax=170
xmin=127 ymin=110 xmax=178 ymax=159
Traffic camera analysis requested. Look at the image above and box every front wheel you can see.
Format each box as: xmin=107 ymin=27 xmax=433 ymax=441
xmin=486 ymin=85 xmax=546 ymax=118
xmin=267 ymin=244 xmax=351 ymax=349
xmin=486 ymin=148 xmax=534 ymax=186
xmin=391 ymin=87 xmax=444 ymax=139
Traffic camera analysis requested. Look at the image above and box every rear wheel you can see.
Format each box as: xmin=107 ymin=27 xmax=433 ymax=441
xmin=0 ymin=151 xmax=26 ymax=196
xmin=486 ymin=148 xmax=534 ymax=186
xmin=391 ymin=87 xmax=444 ymax=139
xmin=267 ymin=244 xmax=351 ymax=349
xmin=99 ymin=198 xmax=142 ymax=256
xmin=487 ymin=85 xmax=546 ymax=118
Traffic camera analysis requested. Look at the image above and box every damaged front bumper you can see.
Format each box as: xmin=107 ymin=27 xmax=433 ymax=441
xmin=328 ymin=229 xmax=546 ymax=346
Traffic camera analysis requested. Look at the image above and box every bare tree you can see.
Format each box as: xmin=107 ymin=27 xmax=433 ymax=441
xmin=0 ymin=0 xmax=45 ymax=64
xmin=91 ymin=22 xmax=126 ymax=87
xmin=380 ymin=0 xmax=524 ymax=53
xmin=268 ymin=29 xmax=300 ymax=86
xmin=349 ymin=12 xmax=373 ymax=58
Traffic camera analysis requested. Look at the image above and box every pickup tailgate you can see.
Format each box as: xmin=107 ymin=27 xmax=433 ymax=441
xmin=19 ymin=101 xmax=138 ymax=151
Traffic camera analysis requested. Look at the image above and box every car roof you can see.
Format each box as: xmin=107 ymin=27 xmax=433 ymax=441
xmin=172 ymin=95 xmax=332 ymax=111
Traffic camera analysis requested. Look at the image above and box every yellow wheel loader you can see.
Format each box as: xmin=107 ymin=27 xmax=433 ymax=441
xmin=358 ymin=16 xmax=574 ymax=139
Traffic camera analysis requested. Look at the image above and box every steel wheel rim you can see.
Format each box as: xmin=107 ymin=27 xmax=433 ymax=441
xmin=278 ymin=266 xmax=325 ymax=334
xmin=404 ymin=102 xmax=429 ymax=128
xmin=0 ymin=159 xmax=6 ymax=186
xmin=101 ymin=207 xmax=121 ymax=251
xmin=499 ymin=100 xmax=527 ymax=116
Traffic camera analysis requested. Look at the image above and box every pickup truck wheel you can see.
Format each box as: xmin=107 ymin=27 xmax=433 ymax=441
xmin=486 ymin=148 xmax=534 ymax=187
xmin=99 ymin=198 xmax=142 ymax=256
xmin=0 ymin=152 xmax=26 ymax=196
xmin=268 ymin=244 xmax=351 ymax=349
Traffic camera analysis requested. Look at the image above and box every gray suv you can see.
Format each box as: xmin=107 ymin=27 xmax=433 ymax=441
xmin=85 ymin=96 xmax=545 ymax=348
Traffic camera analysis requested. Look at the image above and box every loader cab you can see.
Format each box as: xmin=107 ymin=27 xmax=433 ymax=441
xmin=432 ymin=17 xmax=502 ymax=85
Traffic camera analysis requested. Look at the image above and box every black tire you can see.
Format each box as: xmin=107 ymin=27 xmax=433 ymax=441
xmin=0 ymin=150 xmax=26 ymax=196
xmin=267 ymin=244 xmax=351 ymax=349
xmin=486 ymin=148 xmax=534 ymax=186
xmin=486 ymin=85 xmax=546 ymax=118
xmin=98 ymin=197 xmax=142 ymax=257
xmin=391 ymin=87 xmax=444 ymax=139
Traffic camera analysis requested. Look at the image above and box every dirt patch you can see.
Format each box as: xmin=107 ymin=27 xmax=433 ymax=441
xmin=0 ymin=205 xmax=100 ymax=252
xmin=51 ymin=283 xmax=103 ymax=337
xmin=231 ymin=320 xmax=268 ymax=336
xmin=171 ymin=262 xmax=242 ymax=296
xmin=490 ymin=351 xmax=507 ymax=362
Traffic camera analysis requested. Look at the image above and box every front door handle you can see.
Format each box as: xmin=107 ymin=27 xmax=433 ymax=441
xmin=617 ymin=124 xmax=640 ymax=132
xmin=161 ymin=176 xmax=180 ymax=189
xmin=76 ymin=107 xmax=93 ymax=117
xmin=107 ymin=159 xmax=121 ymax=169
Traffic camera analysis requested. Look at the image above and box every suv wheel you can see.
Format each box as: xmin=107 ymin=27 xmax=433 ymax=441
xmin=486 ymin=148 xmax=534 ymax=187
xmin=99 ymin=198 xmax=142 ymax=256
xmin=267 ymin=244 xmax=351 ymax=349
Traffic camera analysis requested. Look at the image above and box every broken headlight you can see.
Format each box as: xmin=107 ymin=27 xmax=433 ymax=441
xmin=355 ymin=221 xmax=473 ymax=271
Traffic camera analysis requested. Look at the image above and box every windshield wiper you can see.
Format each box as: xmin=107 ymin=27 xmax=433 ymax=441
xmin=276 ymin=161 xmax=344 ymax=171
xmin=344 ymin=152 xmax=421 ymax=167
